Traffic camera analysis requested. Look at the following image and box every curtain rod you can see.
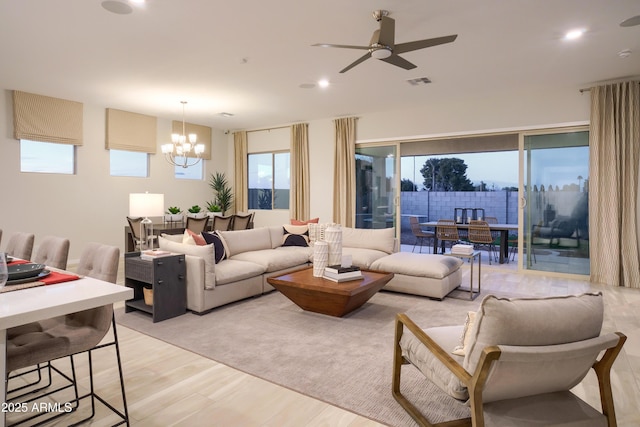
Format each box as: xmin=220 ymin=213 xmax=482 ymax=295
xmin=579 ymin=88 xmax=591 ymax=93
xmin=246 ymin=125 xmax=291 ymax=134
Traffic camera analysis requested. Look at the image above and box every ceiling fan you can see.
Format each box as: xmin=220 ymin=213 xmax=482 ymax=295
xmin=313 ymin=10 xmax=457 ymax=73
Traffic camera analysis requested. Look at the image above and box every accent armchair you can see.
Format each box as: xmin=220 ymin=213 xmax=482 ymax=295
xmin=392 ymin=293 xmax=626 ymax=427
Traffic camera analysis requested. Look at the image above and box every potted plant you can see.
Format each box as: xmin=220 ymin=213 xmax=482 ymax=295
xmin=206 ymin=201 xmax=222 ymax=218
xmin=165 ymin=206 xmax=183 ymax=223
xmin=209 ymin=172 xmax=234 ymax=215
xmin=187 ymin=205 xmax=206 ymax=218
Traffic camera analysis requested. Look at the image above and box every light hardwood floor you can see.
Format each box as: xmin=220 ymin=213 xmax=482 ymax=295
xmin=6 ymin=263 xmax=640 ymax=426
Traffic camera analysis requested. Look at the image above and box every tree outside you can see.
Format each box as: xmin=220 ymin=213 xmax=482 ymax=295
xmin=420 ymin=158 xmax=474 ymax=191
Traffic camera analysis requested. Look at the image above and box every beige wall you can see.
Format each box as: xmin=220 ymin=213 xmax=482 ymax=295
xmin=1 ymin=83 xmax=592 ymax=261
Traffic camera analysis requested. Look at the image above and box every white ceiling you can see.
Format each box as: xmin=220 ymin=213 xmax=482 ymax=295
xmin=1 ymin=0 xmax=639 ymax=131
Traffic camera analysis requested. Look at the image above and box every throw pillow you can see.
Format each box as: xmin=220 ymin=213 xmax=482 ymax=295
xmin=290 ymin=217 xmax=319 ymax=225
xmin=184 ymin=229 xmax=207 ymax=246
xmin=282 ymin=224 xmax=309 ymax=247
xmin=201 ymin=231 xmax=226 ymax=263
xmin=452 ymin=311 xmax=476 ymax=356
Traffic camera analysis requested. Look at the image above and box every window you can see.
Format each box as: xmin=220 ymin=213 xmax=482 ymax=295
xmin=20 ymin=140 xmax=75 ymax=174
xmin=110 ymin=150 xmax=148 ymax=177
xmin=248 ymin=151 xmax=290 ymax=210
xmin=174 ymin=157 xmax=204 ymax=180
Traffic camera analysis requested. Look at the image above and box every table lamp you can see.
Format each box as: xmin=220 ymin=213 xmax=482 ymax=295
xmin=129 ymin=193 xmax=164 ymax=250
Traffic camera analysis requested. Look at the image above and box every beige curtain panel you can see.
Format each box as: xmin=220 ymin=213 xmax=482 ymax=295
xmin=13 ymin=90 xmax=83 ymax=145
xmin=333 ymin=117 xmax=357 ymax=227
xmin=290 ymin=123 xmax=310 ymax=221
xmin=234 ymin=131 xmax=248 ymax=213
xmin=106 ymin=108 xmax=157 ymax=153
xmin=589 ymin=80 xmax=640 ymax=288
xmin=171 ymin=121 xmax=212 ymax=159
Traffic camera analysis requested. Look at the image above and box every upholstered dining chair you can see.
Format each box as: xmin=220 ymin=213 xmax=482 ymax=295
xmin=212 ymin=214 xmax=233 ymax=231
xmin=231 ymin=213 xmax=254 ymax=230
xmin=6 ymin=243 xmax=129 ymax=426
xmin=435 ymin=220 xmax=459 ymax=254
xmin=33 ymin=235 xmax=70 ymax=270
xmin=409 ymin=216 xmax=434 ymax=253
xmin=392 ymin=293 xmax=626 ymax=427
xmin=186 ymin=216 xmax=209 ymax=234
xmin=5 ymin=231 xmax=35 ymax=260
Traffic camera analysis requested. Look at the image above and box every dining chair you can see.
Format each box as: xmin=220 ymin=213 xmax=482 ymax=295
xmin=435 ymin=219 xmax=459 ymax=254
xmin=33 ymin=235 xmax=70 ymax=270
xmin=467 ymin=220 xmax=497 ymax=264
xmin=212 ymin=214 xmax=234 ymax=231
xmin=409 ymin=216 xmax=434 ymax=253
xmin=127 ymin=216 xmax=157 ymax=250
xmin=231 ymin=213 xmax=254 ymax=230
xmin=5 ymin=231 xmax=35 ymax=260
xmin=6 ymin=243 xmax=129 ymax=426
xmin=186 ymin=216 xmax=209 ymax=234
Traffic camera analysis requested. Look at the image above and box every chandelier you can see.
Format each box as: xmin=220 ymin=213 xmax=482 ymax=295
xmin=162 ymin=101 xmax=205 ymax=168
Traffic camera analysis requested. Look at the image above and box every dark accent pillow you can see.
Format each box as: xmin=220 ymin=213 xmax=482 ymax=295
xmin=201 ymin=231 xmax=226 ymax=263
xmin=282 ymin=225 xmax=309 ymax=247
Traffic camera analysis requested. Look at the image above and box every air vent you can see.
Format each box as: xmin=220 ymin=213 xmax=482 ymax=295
xmin=406 ymin=77 xmax=432 ymax=86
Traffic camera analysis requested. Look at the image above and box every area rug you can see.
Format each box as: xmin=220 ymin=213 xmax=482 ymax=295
xmin=116 ymin=290 xmax=494 ymax=426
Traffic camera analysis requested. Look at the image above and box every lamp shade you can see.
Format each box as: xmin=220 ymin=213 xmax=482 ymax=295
xmin=129 ymin=193 xmax=164 ymax=217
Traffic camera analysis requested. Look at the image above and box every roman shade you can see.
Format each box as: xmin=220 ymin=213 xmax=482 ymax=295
xmin=106 ymin=108 xmax=157 ymax=153
xmin=13 ymin=90 xmax=83 ymax=145
xmin=171 ymin=121 xmax=211 ymax=159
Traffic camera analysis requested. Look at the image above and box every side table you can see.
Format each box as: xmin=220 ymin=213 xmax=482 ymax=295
xmin=449 ymin=250 xmax=481 ymax=300
xmin=124 ymin=252 xmax=186 ymax=322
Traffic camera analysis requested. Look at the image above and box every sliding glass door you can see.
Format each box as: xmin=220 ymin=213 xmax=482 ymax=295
xmin=522 ymin=130 xmax=590 ymax=275
xmin=355 ymin=145 xmax=397 ymax=230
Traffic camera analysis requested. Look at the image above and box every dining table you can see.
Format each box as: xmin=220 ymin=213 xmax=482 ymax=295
xmin=420 ymin=221 xmax=518 ymax=264
xmin=0 ymin=265 xmax=133 ymax=427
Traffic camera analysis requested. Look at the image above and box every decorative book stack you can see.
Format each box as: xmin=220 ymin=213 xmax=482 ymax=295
xmin=451 ymin=244 xmax=474 ymax=255
xmin=140 ymin=250 xmax=173 ymax=261
xmin=323 ymin=264 xmax=363 ymax=282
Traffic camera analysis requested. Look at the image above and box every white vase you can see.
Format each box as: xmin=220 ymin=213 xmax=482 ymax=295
xmin=325 ymin=227 xmax=342 ymax=266
xmin=313 ymin=241 xmax=329 ymax=277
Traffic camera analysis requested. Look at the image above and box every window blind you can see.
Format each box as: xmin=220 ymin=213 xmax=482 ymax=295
xmin=106 ymin=108 xmax=157 ymax=153
xmin=13 ymin=90 xmax=83 ymax=145
xmin=171 ymin=121 xmax=212 ymax=160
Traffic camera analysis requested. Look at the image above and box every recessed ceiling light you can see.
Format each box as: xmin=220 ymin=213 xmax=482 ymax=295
xmin=318 ymin=79 xmax=330 ymax=89
xmin=219 ymin=112 xmax=234 ymax=118
xmin=618 ymin=49 xmax=632 ymax=58
xmin=620 ymin=15 xmax=640 ymax=27
xmin=101 ymin=0 xmax=133 ymax=14
xmin=564 ymin=29 xmax=585 ymax=40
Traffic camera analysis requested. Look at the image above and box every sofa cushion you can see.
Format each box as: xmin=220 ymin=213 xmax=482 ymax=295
xmin=370 ymin=253 xmax=463 ymax=279
xmin=291 ymin=217 xmax=319 ymax=225
xmin=282 ymin=224 xmax=309 ymax=247
xmin=464 ymin=292 xmax=604 ymax=374
xmin=201 ymin=231 xmax=226 ymax=263
xmin=342 ymin=227 xmax=395 ymax=254
xmin=218 ymin=227 xmax=273 ymax=257
xmin=214 ymin=259 xmax=266 ymax=285
xmin=231 ymin=247 xmax=311 ymax=272
xmin=184 ymin=229 xmax=206 ymax=245
xmin=342 ymin=247 xmax=388 ymax=269
xmin=452 ymin=311 xmax=476 ymax=356
xmin=158 ymin=236 xmax=215 ymax=290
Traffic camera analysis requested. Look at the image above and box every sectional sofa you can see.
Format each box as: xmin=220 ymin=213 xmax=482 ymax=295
xmin=159 ymin=225 xmax=463 ymax=314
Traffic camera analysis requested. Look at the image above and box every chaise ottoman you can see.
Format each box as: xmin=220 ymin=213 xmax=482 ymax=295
xmin=370 ymin=252 xmax=463 ymax=300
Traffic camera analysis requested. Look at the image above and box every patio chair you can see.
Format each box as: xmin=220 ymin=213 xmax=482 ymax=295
xmin=392 ymin=292 xmax=626 ymax=427
xmin=435 ymin=219 xmax=459 ymax=254
xmin=467 ymin=220 xmax=497 ymax=264
xmin=409 ymin=216 xmax=434 ymax=253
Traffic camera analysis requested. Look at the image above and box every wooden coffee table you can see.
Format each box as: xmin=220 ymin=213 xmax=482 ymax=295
xmin=267 ymin=267 xmax=394 ymax=317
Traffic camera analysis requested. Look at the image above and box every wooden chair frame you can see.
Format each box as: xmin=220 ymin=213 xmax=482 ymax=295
xmin=392 ymin=313 xmax=626 ymax=427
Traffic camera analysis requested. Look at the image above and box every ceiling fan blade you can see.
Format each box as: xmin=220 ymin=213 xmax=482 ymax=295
xmin=340 ymin=52 xmax=372 ymax=73
xmin=312 ymin=43 xmax=370 ymax=50
xmin=378 ymin=16 xmax=395 ymax=46
xmin=394 ymin=34 xmax=458 ymax=54
xmin=380 ymin=54 xmax=416 ymax=70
